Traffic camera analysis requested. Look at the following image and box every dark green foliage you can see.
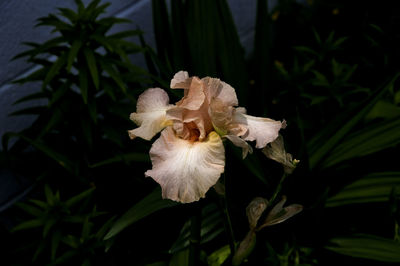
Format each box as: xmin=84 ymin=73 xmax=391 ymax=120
xmin=2 ymin=0 xmax=400 ymax=265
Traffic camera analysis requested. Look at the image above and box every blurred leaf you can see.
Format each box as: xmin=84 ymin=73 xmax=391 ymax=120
xmin=83 ymin=48 xmax=99 ymax=89
xmin=366 ymin=100 xmax=400 ymax=120
xmin=170 ymin=204 xmax=224 ymax=253
xmin=104 ymin=188 xmax=178 ymax=240
xmin=326 ymin=235 xmax=400 ymax=262
xmin=44 ymin=184 xmax=55 ymax=206
xmin=89 ymin=152 xmax=150 ymax=168
xmin=326 ymin=172 xmax=400 ymax=207
xmin=11 ymin=133 xmax=78 ymax=174
xmin=12 ymin=219 xmax=43 ymax=232
xmin=322 ymin=118 xmax=400 ymax=168
xmin=42 ymin=53 xmax=67 ymax=89
xmin=169 ymin=248 xmax=189 ymax=266
xmin=208 ymin=245 xmax=231 ymax=266
xmin=65 ymin=187 xmax=95 ymax=208
xmin=99 ymin=58 xmax=126 ymax=93
xmin=16 ymin=202 xmax=42 ymax=217
xmin=308 ymin=73 xmax=400 ymax=169
xmin=9 ymin=106 xmax=46 ymax=116
xmin=51 ymin=231 xmax=62 ymax=261
xmin=67 ymin=40 xmax=82 ymax=72
xmin=13 ymin=92 xmax=48 ymax=105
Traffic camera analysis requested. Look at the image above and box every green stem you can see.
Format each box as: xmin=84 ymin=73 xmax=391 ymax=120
xmin=189 ymin=203 xmax=201 ymax=266
xmin=220 ymin=174 xmax=237 ymax=255
xmin=269 ymin=173 xmax=288 ymax=204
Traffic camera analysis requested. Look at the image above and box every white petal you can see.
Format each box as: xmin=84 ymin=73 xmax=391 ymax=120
xmin=128 ymin=88 xmax=173 ymax=141
xmin=145 ymin=127 xmax=225 ymax=203
xmin=234 ymin=112 xmax=284 ymax=149
xmin=170 ymin=71 xmax=190 ymax=88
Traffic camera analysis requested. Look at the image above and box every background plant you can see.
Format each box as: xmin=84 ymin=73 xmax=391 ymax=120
xmin=1 ymin=0 xmax=400 ymax=265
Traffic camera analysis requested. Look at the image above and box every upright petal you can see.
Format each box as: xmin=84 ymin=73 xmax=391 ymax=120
xmin=202 ymin=77 xmax=238 ymax=107
xmin=145 ymin=127 xmax=225 ymax=203
xmin=170 ymin=71 xmax=190 ymax=88
xmin=234 ymin=111 xmax=285 ymax=149
xmin=128 ymin=88 xmax=173 ymax=141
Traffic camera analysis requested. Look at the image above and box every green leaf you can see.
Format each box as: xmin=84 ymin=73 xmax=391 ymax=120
xmin=169 ymin=248 xmax=190 ymax=266
xmin=326 ymin=235 xmax=400 ymax=262
xmin=13 ymin=134 xmax=78 ymax=174
xmin=13 ymin=91 xmax=48 ymax=105
xmin=15 ymin=202 xmax=43 ymax=217
xmin=29 ymin=199 xmax=47 ymax=209
xmin=44 ymin=184 xmax=55 ymax=206
xmin=170 ymin=204 xmax=224 ymax=253
xmin=89 ymin=152 xmax=150 ymax=168
xmin=98 ymin=59 xmax=126 ymax=93
xmin=42 ymin=53 xmax=67 ymax=89
xmin=83 ymin=48 xmax=99 ymax=89
xmin=208 ymin=245 xmax=231 ymax=266
xmin=308 ymin=73 xmax=400 ymax=169
xmin=43 ymin=218 xmax=57 ymax=237
xmin=104 ymin=188 xmax=178 ymax=240
xmin=78 ymin=66 xmax=89 ymax=104
xmin=12 ymin=219 xmax=43 ymax=232
xmin=58 ymin=7 xmax=78 ymax=22
xmin=51 ymin=231 xmax=62 ymax=261
xmin=366 ymin=100 xmax=400 ymax=120
xmin=108 ymin=30 xmax=142 ymax=39
xmin=326 ymin=172 xmax=400 ymax=207
xmin=65 ymin=187 xmax=95 ymax=208
xmin=322 ymin=118 xmax=400 ymax=168
xmin=9 ymin=106 xmax=46 ymax=116
xmin=67 ymin=40 xmax=82 ymax=72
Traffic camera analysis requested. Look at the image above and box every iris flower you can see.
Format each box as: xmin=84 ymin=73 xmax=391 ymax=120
xmin=129 ymin=71 xmax=285 ymax=203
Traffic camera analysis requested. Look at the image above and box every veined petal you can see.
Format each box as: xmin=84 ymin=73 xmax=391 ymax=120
xmin=145 ymin=127 xmax=225 ymax=203
xmin=170 ymin=71 xmax=190 ymax=88
xmin=202 ymin=77 xmax=238 ymax=107
xmin=234 ymin=111 xmax=284 ymax=149
xmin=175 ymin=77 xmax=205 ymax=110
xmin=128 ymin=88 xmax=173 ymax=141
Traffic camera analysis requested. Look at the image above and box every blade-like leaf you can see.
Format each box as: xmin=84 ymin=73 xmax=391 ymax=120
xmin=65 ymin=187 xmax=95 ymax=208
xmin=89 ymin=152 xmax=150 ymax=168
xmin=326 ymin=235 xmax=400 ymax=262
xmin=322 ymin=118 xmax=400 ymax=168
xmin=326 ymin=172 xmax=400 ymax=207
xmin=104 ymin=188 xmax=178 ymax=240
xmin=308 ymin=73 xmax=400 ymax=169
xmin=83 ymin=48 xmax=99 ymax=89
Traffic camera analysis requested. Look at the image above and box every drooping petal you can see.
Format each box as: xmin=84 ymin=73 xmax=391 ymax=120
xmin=246 ymin=197 xmax=269 ymax=230
xmin=128 ymin=88 xmax=173 ymax=141
xmin=258 ymin=196 xmax=303 ymax=230
xmin=145 ymin=127 xmax=225 ymax=203
xmin=234 ymin=111 xmax=285 ymax=149
xmin=262 ymin=135 xmax=299 ymax=174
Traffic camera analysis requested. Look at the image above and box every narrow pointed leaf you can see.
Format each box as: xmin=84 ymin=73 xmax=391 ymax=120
xmin=104 ymin=188 xmax=178 ymax=240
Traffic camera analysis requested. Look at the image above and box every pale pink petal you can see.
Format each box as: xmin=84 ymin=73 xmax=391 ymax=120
xmin=167 ymin=101 xmax=213 ymax=141
xmin=128 ymin=88 xmax=173 ymax=141
xmin=234 ymin=112 xmax=284 ymax=149
xmin=170 ymin=71 xmax=190 ymax=88
xmin=145 ymin=127 xmax=225 ymax=203
xmin=202 ymin=77 xmax=238 ymax=107
xmin=175 ymin=77 xmax=205 ymax=110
